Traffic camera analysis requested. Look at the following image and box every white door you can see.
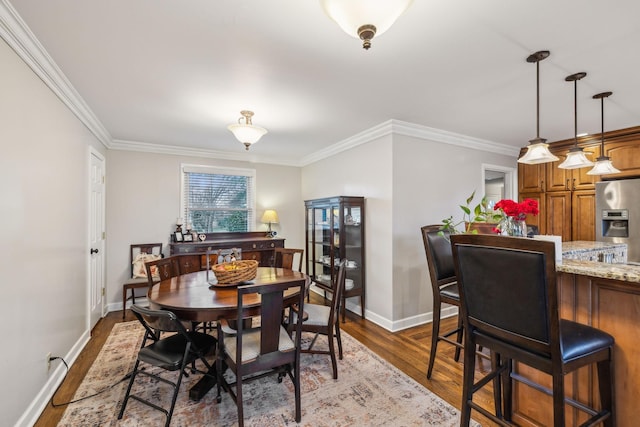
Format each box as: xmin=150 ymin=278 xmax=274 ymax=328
xmin=89 ymin=149 xmax=106 ymax=328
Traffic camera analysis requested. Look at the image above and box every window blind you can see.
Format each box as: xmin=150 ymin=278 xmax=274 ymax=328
xmin=181 ymin=165 xmax=255 ymax=233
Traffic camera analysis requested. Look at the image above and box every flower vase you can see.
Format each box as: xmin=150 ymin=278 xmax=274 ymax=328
xmin=508 ymin=217 xmax=527 ymax=237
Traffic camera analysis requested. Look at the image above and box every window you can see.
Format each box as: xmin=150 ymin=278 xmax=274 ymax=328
xmin=181 ymin=165 xmax=256 ymax=233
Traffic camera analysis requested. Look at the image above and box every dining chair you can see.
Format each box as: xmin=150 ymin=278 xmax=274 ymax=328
xmin=118 ymin=305 xmax=217 ymax=427
xmin=274 ymin=247 xmax=304 ymax=271
xmin=145 ymin=256 xmax=181 ymax=285
xmin=420 ymin=225 xmax=464 ymax=379
xmin=291 ymin=259 xmax=345 ymax=379
xmin=122 ymin=243 xmax=163 ymax=319
xmin=216 ymin=279 xmax=307 ymax=426
xmin=451 ymin=234 xmax=615 ymax=427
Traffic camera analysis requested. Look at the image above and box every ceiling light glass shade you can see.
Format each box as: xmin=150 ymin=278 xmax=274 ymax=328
xmin=320 ymin=0 xmax=413 ymax=49
xmin=227 ymin=110 xmax=267 ymax=150
xmin=587 ymin=157 xmax=621 ymax=175
xmin=517 ymin=139 xmax=559 ymax=164
xmin=557 ymin=147 xmax=594 ymax=169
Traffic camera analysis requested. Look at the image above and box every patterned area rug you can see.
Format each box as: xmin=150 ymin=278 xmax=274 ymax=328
xmin=58 ymin=322 xmax=477 ymax=426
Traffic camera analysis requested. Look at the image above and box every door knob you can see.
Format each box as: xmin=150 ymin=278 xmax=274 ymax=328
xmin=90 ymin=248 xmax=99 ymax=254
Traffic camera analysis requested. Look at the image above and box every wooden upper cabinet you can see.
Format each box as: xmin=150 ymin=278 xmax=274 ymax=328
xmin=546 ymin=145 xmax=599 ymax=192
xmin=518 ymin=162 xmax=545 ymax=193
xmin=605 ymin=139 xmax=640 ymax=178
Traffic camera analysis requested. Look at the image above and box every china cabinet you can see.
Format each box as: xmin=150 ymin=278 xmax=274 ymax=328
xmin=305 ymin=196 xmax=365 ymax=321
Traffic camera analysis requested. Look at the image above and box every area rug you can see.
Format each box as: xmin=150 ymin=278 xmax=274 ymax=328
xmin=58 ymin=322 xmax=478 ymax=426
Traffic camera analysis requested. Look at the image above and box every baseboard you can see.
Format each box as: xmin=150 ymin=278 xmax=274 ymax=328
xmin=16 ymin=329 xmax=90 ymax=427
xmin=307 ymin=285 xmax=458 ymax=333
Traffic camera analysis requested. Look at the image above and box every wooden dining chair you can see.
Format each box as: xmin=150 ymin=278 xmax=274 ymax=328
xmin=216 ymin=279 xmax=307 ymax=426
xmin=451 ymin=234 xmax=615 ymax=427
xmin=274 ymin=247 xmax=304 ymax=271
xmin=291 ymin=259 xmax=346 ymax=379
xmin=122 ymin=243 xmax=163 ymax=319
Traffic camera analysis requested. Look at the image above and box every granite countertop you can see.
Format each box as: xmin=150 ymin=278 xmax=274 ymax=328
xmin=557 ymin=240 xmax=640 ymax=283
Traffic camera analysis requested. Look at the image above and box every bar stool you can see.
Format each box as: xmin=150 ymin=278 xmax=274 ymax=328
xmin=451 ymin=234 xmax=615 ymax=427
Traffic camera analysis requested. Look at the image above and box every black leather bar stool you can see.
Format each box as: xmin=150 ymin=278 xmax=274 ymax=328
xmin=451 ymin=234 xmax=615 ymax=427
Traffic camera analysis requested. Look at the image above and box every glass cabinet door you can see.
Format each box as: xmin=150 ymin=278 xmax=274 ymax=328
xmin=305 ymin=196 xmax=365 ymax=320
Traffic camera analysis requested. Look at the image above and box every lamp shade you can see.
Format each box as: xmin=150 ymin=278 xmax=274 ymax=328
xmin=261 ymin=209 xmax=279 ymax=224
xmin=587 ymin=158 xmax=621 ymax=175
xmin=320 ymin=0 xmax=413 ymax=49
xmin=518 ymin=139 xmax=559 ymax=164
xmin=558 ymin=147 xmax=594 ymax=170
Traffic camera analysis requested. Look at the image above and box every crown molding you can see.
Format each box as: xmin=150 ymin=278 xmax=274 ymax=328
xmin=110 ymin=139 xmax=301 ymax=167
xmin=0 ymin=0 xmax=113 ymax=148
xmin=390 ymin=119 xmax=521 ymax=157
xmin=299 ymin=119 xmax=519 ymax=166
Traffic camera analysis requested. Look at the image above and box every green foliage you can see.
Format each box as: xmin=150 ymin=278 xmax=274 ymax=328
xmin=439 ymin=191 xmax=503 ymax=235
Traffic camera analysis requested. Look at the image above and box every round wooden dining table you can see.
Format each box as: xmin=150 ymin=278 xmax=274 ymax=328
xmin=147 ymin=267 xmax=310 ymax=323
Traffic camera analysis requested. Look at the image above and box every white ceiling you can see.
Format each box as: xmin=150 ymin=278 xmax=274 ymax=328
xmin=5 ymin=0 xmax=640 ymax=166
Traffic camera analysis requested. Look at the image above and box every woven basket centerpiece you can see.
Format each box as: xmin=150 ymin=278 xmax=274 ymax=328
xmin=212 ymin=259 xmax=258 ymax=284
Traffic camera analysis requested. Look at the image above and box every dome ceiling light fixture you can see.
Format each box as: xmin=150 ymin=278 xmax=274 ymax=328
xmin=320 ymin=0 xmax=414 ymax=50
xmin=227 ymin=110 xmax=267 ymax=151
xmin=558 ymin=72 xmax=594 ymax=169
xmin=518 ymin=50 xmax=560 ymax=165
xmin=587 ymin=91 xmax=621 ymax=176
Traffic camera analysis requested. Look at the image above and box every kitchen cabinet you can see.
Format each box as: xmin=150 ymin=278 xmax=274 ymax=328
xmin=518 ymin=161 xmax=545 ymax=193
xmin=605 ymin=139 xmax=640 ymax=178
xmin=305 ymin=196 xmax=365 ymax=321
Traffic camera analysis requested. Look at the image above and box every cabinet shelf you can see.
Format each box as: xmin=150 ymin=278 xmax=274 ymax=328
xmin=305 ymin=196 xmax=365 ymax=321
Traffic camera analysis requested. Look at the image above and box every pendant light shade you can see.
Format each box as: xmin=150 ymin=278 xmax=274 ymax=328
xmin=518 ymin=51 xmax=559 ymax=164
xmin=558 ymin=72 xmax=594 ymax=169
xmin=587 ymin=92 xmax=620 ymax=175
xmin=320 ymin=0 xmax=413 ymax=50
xmin=228 ymin=110 xmax=268 ymax=151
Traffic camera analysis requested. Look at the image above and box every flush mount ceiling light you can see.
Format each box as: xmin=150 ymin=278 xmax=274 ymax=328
xmin=558 ymin=72 xmax=594 ymax=169
xmin=227 ymin=110 xmax=267 ymax=150
xmin=518 ymin=50 xmax=560 ymax=165
xmin=320 ymin=0 xmax=413 ymax=50
xmin=587 ymin=91 xmax=620 ymax=176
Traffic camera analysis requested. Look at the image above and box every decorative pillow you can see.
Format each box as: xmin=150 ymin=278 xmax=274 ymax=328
xmin=132 ymin=253 xmax=161 ymax=279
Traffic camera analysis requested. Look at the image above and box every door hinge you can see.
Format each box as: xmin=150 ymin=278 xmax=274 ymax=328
xmin=101 ymin=288 xmax=105 ymax=296
xmin=102 ymin=231 xmax=106 ymax=239
xmin=102 ymin=175 xmax=105 ymax=184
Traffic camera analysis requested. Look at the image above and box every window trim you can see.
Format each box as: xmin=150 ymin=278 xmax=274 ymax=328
xmin=180 ymin=163 xmax=256 ymax=232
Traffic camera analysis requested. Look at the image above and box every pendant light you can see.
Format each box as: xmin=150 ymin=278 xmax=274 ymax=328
xmin=558 ymin=72 xmax=594 ymax=169
xmin=587 ymin=92 xmax=620 ymax=175
xmin=518 ymin=51 xmax=559 ymax=164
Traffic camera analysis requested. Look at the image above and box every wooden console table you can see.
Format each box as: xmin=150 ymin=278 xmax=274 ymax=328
xmin=169 ymin=231 xmax=284 ymax=272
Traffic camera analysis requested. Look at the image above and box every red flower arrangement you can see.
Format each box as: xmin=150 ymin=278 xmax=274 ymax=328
xmin=494 ymin=198 xmax=539 ymax=221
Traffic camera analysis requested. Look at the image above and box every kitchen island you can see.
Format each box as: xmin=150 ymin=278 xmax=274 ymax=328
xmin=512 ymin=240 xmax=638 ymax=426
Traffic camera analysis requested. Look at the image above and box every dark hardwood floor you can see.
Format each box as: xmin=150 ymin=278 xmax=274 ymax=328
xmin=36 ymin=293 xmax=499 ymax=426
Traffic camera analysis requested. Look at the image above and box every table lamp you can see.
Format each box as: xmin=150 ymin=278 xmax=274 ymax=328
xmin=261 ymin=209 xmax=279 ymax=238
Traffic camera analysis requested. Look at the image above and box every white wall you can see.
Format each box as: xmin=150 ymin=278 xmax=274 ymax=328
xmin=392 ymin=134 xmax=517 ymax=330
xmin=0 ymin=39 xmax=106 ymax=426
xmin=302 ymin=131 xmax=517 ymax=331
xmin=301 ymin=136 xmax=394 ymax=324
xmin=105 ymin=150 xmax=304 ymax=311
